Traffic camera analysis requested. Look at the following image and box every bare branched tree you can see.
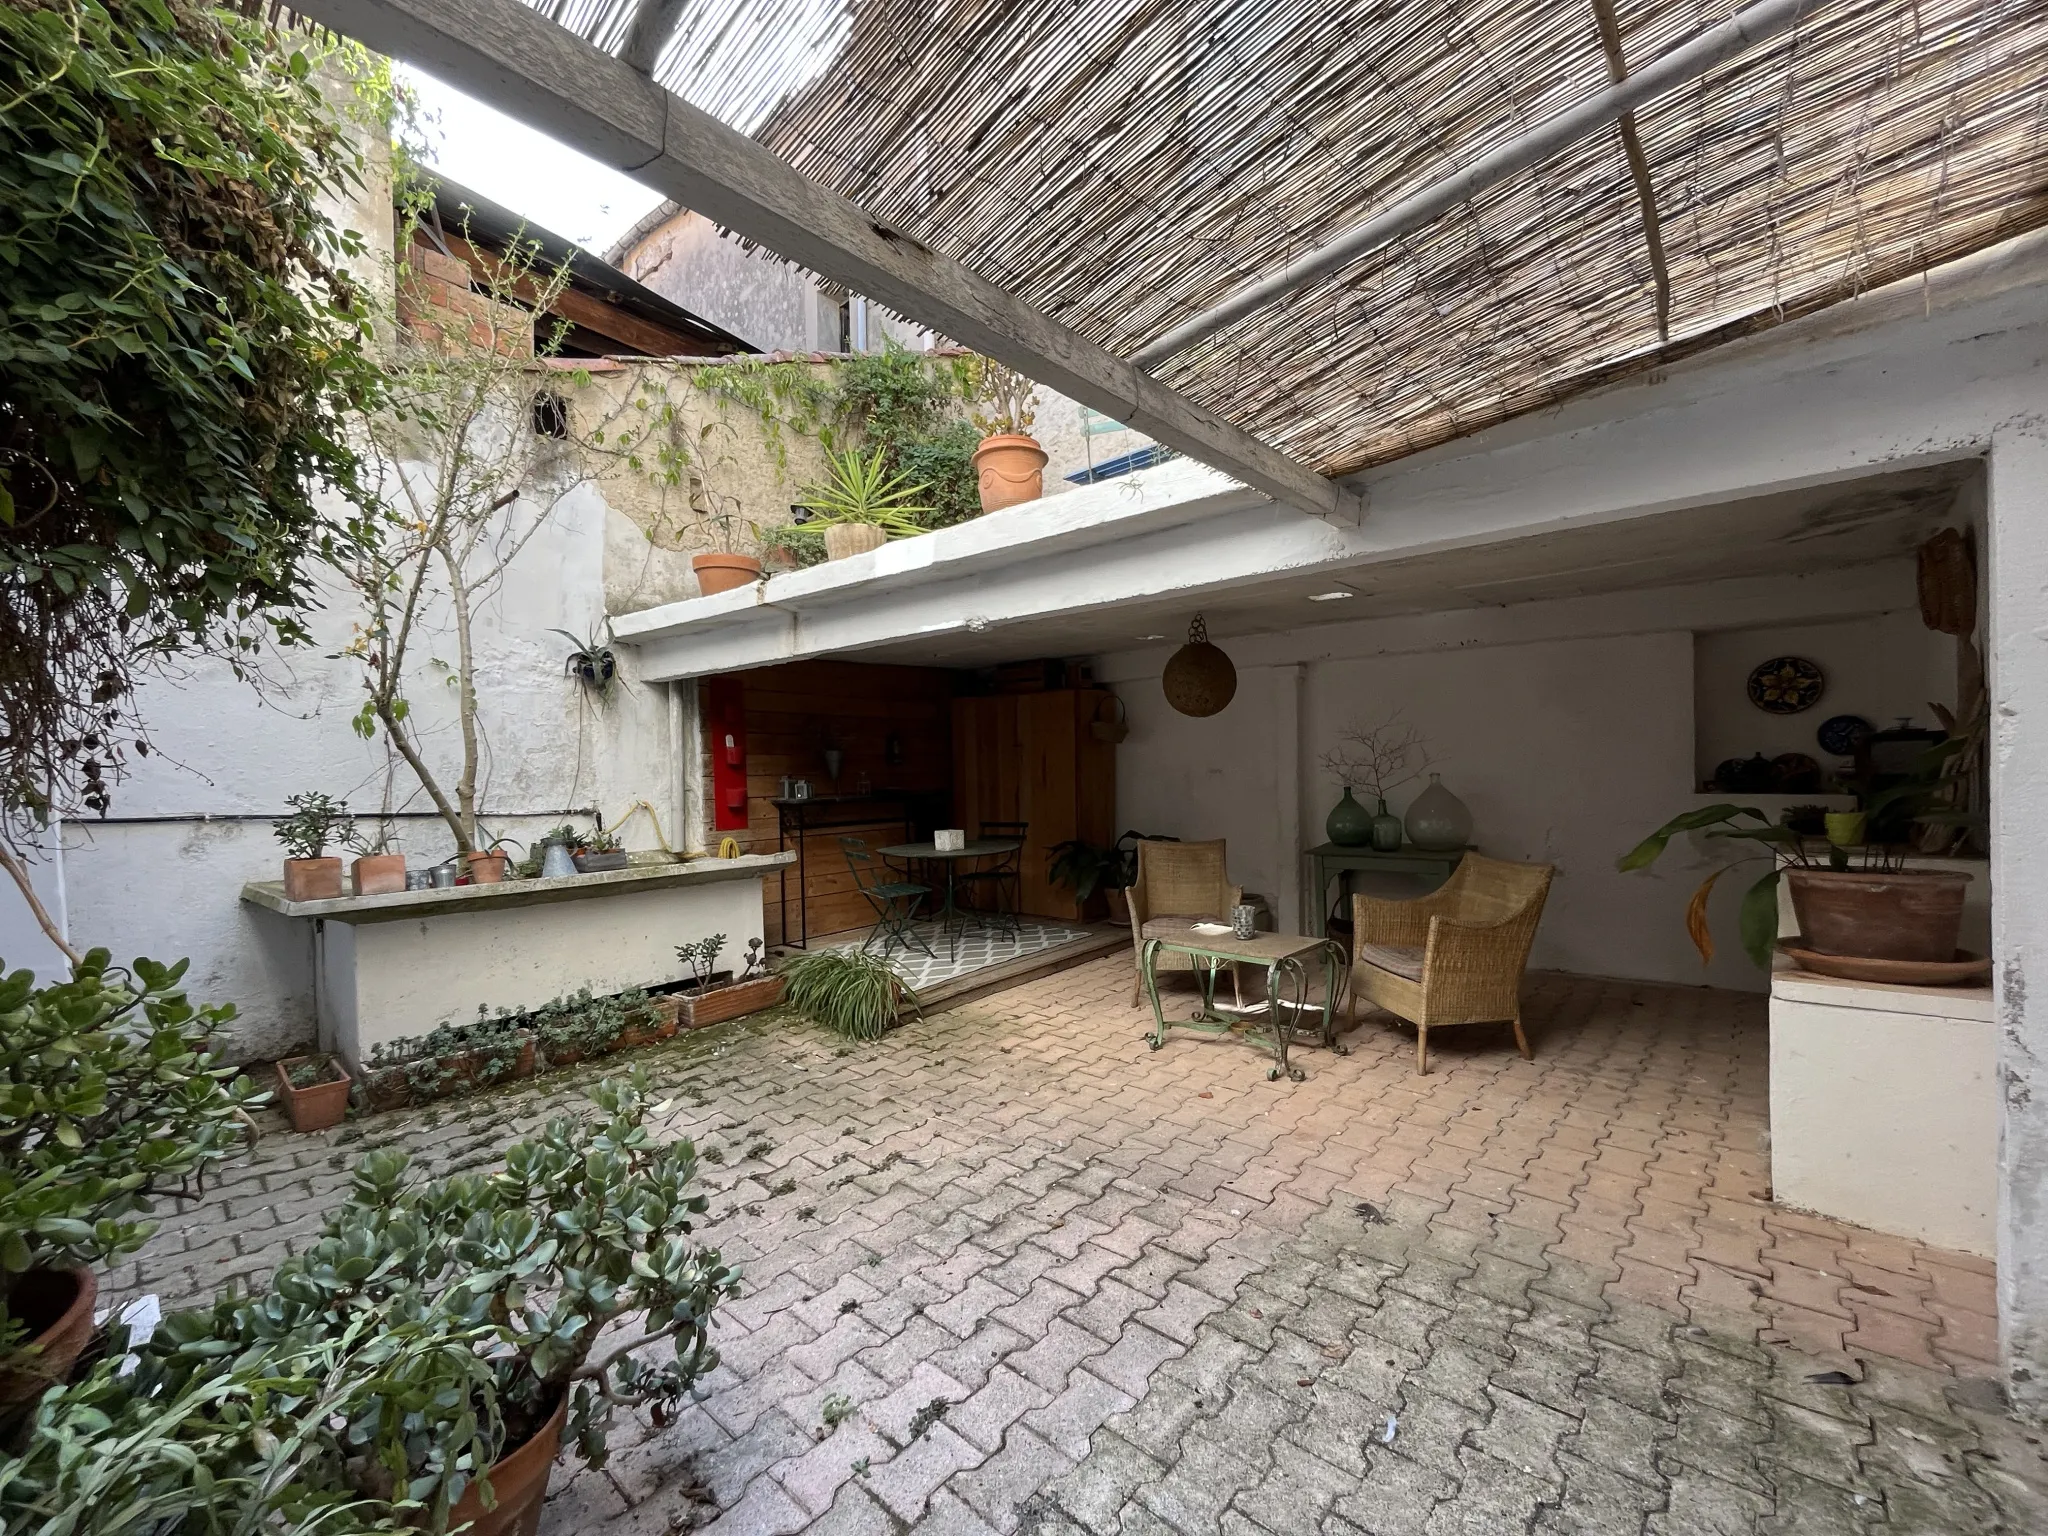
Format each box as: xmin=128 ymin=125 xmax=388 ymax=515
xmin=1320 ymin=713 xmax=1436 ymax=804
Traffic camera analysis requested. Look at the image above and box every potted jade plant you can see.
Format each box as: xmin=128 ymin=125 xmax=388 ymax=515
xmin=796 ymin=445 xmax=929 ymax=560
xmin=672 ymin=935 xmax=784 ymax=1028
xmin=965 ymin=356 xmax=1045 ymax=512
xmin=1620 ymin=738 xmax=1974 ymax=969
xmin=274 ymin=791 xmax=353 ymax=901
xmin=273 ymin=1051 xmax=352 ymax=1132
xmin=0 ymin=953 xmax=259 ymax=1410
xmin=36 ymin=1075 xmax=737 ymax=1536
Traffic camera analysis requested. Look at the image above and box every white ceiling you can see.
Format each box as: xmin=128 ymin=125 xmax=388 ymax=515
xmin=850 ymin=461 xmax=1974 ymax=669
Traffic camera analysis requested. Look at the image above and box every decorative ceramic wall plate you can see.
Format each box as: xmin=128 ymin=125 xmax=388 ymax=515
xmin=1815 ymin=713 xmax=1874 ymax=756
xmin=1747 ymin=656 xmax=1825 ymax=714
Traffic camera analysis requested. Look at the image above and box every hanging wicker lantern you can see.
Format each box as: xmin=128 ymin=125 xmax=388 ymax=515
xmin=1162 ymin=614 xmax=1236 ymax=718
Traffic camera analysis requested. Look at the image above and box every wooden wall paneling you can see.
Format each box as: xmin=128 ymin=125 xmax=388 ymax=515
xmin=1019 ymin=691 xmax=1079 ymax=919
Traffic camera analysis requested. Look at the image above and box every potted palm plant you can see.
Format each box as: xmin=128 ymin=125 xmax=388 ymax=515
xmin=796 ymin=445 xmax=929 ymax=559
xmin=273 ymin=791 xmax=352 ymax=901
xmin=964 ymin=356 xmax=1045 ymax=512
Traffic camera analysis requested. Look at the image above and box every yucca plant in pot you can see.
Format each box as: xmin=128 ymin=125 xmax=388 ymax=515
xmin=1619 ymin=739 xmax=1975 ymax=969
xmin=0 ymin=952 xmax=260 ymax=1410
xmin=795 ymin=446 xmax=930 ymax=560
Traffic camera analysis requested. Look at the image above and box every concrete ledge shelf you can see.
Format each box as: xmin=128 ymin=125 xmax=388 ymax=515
xmin=240 ymin=852 xmax=792 ymax=925
xmin=242 ymin=853 xmax=794 ymax=1067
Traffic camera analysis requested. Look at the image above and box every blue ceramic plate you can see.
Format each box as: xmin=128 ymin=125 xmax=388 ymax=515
xmin=1815 ymin=713 xmax=1874 ymax=756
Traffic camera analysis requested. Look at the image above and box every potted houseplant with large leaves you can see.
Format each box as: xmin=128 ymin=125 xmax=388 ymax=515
xmin=964 ymin=356 xmax=1045 ymax=512
xmin=796 ymin=445 xmax=929 ymax=560
xmin=1049 ymin=830 xmax=1176 ymax=924
xmin=1620 ymin=739 xmax=1976 ymax=973
xmin=0 ymin=952 xmax=259 ymax=1410
xmin=146 ymin=1073 xmax=734 ymax=1535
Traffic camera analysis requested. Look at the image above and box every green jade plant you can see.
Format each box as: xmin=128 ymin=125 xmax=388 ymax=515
xmin=272 ymin=792 xmax=355 ymax=862
xmin=0 ymin=953 xmax=259 ymax=1371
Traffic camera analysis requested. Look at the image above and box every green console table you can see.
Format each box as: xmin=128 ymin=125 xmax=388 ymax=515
xmin=1305 ymin=843 xmax=1467 ymax=938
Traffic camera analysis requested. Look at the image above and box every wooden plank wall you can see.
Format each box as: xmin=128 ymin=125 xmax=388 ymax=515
xmin=952 ymin=691 xmax=1117 ymax=920
xmin=706 ymin=660 xmax=959 ymax=944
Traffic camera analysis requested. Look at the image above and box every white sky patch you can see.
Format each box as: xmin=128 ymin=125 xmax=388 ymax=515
xmin=402 ymin=66 xmax=665 ymax=254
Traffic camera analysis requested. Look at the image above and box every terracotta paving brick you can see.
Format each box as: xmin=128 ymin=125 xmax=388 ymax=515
xmin=110 ymin=962 xmax=2046 ymax=1533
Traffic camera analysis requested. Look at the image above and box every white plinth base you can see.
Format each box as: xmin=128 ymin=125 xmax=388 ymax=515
xmin=1769 ymin=964 xmax=1996 ymax=1255
xmin=243 ymin=856 xmax=790 ymax=1068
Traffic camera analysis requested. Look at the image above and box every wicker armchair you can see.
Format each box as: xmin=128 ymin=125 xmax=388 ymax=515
xmin=1350 ymin=853 xmax=1554 ymax=1073
xmin=1126 ymin=839 xmax=1242 ymax=1007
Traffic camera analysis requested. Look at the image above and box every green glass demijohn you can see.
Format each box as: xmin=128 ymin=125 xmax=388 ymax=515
xmin=1370 ymin=798 xmax=1404 ymax=851
xmin=1326 ymin=786 xmax=1373 ymax=846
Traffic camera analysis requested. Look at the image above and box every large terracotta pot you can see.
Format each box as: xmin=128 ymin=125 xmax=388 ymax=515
xmin=283 ymin=856 xmax=343 ymax=902
xmin=1785 ymin=868 xmax=1971 ymax=962
xmin=971 ymin=433 xmax=1048 ymax=512
xmin=445 ymin=1395 xmax=567 ymax=1536
xmin=0 ymin=1266 xmax=97 ymax=1410
xmin=822 ymin=524 xmax=887 ymax=561
xmin=692 ymin=552 xmax=762 ymax=595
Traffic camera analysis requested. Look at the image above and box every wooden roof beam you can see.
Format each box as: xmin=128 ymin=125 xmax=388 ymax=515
xmin=293 ymin=0 xmax=1365 ymax=525
xmin=1591 ymin=0 xmax=1673 ymax=342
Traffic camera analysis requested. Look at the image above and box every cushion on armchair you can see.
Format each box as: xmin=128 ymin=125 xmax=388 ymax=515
xmin=1355 ymin=942 xmax=1425 ymax=981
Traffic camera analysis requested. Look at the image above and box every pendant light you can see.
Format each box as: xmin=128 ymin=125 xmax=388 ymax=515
xmin=1162 ymin=614 xmax=1236 ymax=718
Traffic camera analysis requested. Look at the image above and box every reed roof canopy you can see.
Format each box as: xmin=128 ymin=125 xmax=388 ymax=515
xmin=538 ymin=0 xmax=2046 ymax=478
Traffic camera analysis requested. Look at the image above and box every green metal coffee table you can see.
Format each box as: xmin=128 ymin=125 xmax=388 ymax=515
xmin=1139 ymin=921 xmax=1351 ymax=1082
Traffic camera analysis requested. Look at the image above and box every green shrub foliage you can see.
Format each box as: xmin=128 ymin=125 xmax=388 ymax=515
xmin=0 ymin=0 xmax=381 ymax=820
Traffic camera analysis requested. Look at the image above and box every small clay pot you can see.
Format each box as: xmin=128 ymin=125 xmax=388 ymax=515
xmin=444 ymin=1394 xmax=567 ymax=1536
xmin=692 ymin=552 xmax=763 ymax=595
xmin=0 ymin=1266 xmax=97 ymax=1410
xmin=282 ymin=857 xmax=344 ymax=902
xmin=464 ymin=851 xmax=510 ymax=885
xmin=350 ymin=853 xmax=407 ymax=896
xmin=274 ymin=1054 xmax=352 ymax=1132
xmin=822 ymin=523 xmax=887 ymax=561
xmin=971 ymin=432 xmax=1048 ymax=512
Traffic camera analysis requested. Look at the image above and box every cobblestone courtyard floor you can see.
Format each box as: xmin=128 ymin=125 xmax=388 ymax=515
xmin=116 ymin=960 xmax=2046 ymax=1534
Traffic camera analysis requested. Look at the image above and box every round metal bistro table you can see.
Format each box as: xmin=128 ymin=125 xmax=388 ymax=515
xmin=877 ymin=838 xmax=1022 ymax=959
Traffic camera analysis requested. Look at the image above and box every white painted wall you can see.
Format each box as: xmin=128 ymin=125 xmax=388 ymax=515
xmin=1103 ymin=561 xmax=1954 ymax=997
xmin=1694 ymin=612 xmax=1953 ymax=783
xmin=0 ymin=477 xmax=681 ymax=1064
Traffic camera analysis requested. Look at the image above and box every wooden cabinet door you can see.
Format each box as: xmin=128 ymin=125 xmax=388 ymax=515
xmin=952 ymin=690 xmax=1118 ymax=922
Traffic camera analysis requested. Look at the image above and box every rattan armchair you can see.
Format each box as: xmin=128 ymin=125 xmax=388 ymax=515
xmin=1126 ymin=838 xmax=1242 ymax=1007
xmin=1350 ymin=853 xmax=1554 ymax=1073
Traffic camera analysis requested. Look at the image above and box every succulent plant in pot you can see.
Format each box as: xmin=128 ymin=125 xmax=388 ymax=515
xmin=0 ymin=952 xmax=260 ymax=1409
xmin=795 ymin=446 xmax=930 ymax=560
xmin=962 ymin=355 xmax=1045 ymax=512
xmin=273 ymin=791 xmax=353 ymax=901
xmin=134 ymin=1073 xmax=735 ymax=1533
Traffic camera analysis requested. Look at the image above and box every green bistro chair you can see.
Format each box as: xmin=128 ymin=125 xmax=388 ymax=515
xmin=956 ymin=820 xmax=1028 ymax=937
xmin=840 ymin=837 xmax=934 ymax=957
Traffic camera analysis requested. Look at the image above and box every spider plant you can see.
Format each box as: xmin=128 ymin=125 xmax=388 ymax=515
xmin=795 ymin=446 xmax=930 ymax=537
xmin=778 ymin=949 xmax=919 ymax=1042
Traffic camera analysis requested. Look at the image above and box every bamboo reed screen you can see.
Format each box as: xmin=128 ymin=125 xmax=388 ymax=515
xmin=540 ymin=0 xmax=2048 ymax=476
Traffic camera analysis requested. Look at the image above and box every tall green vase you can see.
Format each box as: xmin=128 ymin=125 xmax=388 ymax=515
xmin=1326 ymin=786 xmax=1372 ymax=846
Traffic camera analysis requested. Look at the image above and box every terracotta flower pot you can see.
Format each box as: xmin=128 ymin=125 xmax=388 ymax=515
xmin=822 ymin=523 xmax=887 ymax=561
xmin=971 ymin=433 xmax=1048 ymax=512
xmin=677 ymin=974 xmax=787 ymax=1029
xmin=282 ymin=856 xmax=343 ymax=902
xmin=1785 ymin=868 xmax=1971 ymax=962
xmin=693 ymin=552 xmax=763 ymax=595
xmin=351 ymin=853 xmax=407 ymax=896
xmin=0 ymin=1266 xmax=97 ymax=1410
xmin=465 ymin=851 xmax=510 ymax=885
xmin=274 ymin=1054 xmax=352 ymax=1132
xmin=446 ymin=1394 xmax=567 ymax=1536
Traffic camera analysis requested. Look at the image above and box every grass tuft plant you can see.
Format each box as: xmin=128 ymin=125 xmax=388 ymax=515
xmin=777 ymin=950 xmax=918 ymax=1042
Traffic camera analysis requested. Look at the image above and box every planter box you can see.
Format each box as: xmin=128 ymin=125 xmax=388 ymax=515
xmin=275 ymin=1054 xmax=352 ymax=1132
xmin=283 ymin=857 xmax=343 ymax=902
xmin=574 ymin=850 xmax=632 ymax=873
xmin=677 ymin=974 xmax=786 ymax=1029
xmin=359 ymin=1034 xmax=536 ymax=1111
xmin=622 ymin=1000 xmax=684 ymax=1047
xmin=351 ymin=854 xmax=407 ymax=897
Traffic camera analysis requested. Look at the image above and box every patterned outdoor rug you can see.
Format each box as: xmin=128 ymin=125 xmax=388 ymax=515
xmin=825 ymin=917 xmax=1095 ymax=992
